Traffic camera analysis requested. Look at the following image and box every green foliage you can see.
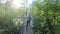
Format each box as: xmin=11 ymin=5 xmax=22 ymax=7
xmin=31 ymin=0 xmax=60 ymax=34
xmin=0 ymin=0 xmax=60 ymax=34
xmin=35 ymin=31 xmax=42 ymax=34
xmin=0 ymin=0 xmax=26 ymax=34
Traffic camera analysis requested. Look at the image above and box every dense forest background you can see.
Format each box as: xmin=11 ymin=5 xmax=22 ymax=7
xmin=0 ymin=0 xmax=60 ymax=34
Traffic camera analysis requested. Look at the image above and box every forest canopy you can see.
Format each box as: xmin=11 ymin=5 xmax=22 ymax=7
xmin=0 ymin=0 xmax=60 ymax=34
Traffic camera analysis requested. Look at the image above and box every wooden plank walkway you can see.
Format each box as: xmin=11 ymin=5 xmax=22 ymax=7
xmin=19 ymin=13 xmax=33 ymax=34
xmin=19 ymin=20 xmax=33 ymax=34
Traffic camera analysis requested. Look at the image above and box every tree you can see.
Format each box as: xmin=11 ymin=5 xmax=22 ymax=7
xmin=30 ymin=0 xmax=60 ymax=34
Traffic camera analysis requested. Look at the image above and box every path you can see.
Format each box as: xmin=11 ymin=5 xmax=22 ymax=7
xmin=19 ymin=13 xmax=33 ymax=34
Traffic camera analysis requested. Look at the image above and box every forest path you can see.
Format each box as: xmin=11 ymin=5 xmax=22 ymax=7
xmin=19 ymin=13 xmax=33 ymax=34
